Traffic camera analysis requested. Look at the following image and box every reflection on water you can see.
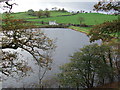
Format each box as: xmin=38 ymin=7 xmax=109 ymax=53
xmin=2 ymin=28 xmax=101 ymax=88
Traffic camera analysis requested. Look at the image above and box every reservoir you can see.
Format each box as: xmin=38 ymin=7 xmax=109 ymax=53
xmin=2 ymin=28 xmax=101 ymax=88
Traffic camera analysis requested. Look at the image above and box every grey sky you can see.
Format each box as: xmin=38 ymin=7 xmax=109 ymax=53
xmin=1 ymin=0 xmax=99 ymax=12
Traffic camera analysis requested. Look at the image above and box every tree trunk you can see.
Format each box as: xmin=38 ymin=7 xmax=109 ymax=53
xmin=108 ymin=49 xmax=113 ymax=68
xmin=108 ymin=49 xmax=114 ymax=83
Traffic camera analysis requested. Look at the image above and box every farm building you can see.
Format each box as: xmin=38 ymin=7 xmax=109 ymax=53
xmin=49 ymin=21 xmax=58 ymax=25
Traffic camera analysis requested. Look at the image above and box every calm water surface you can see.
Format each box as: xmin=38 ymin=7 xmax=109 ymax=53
xmin=2 ymin=28 xmax=101 ymax=88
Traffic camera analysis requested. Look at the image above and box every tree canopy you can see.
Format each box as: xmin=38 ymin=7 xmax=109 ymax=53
xmin=0 ymin=1 xmax=56 ymax=85
xmin=89 ymin=1 xmax=120 ymax=83
xmin=93 ymin=1 xmax=120 ymax=13
xmin=58 ymin=44 xmax=115 ymax=88
xmin=88 ymin=19 xmax=120 ymax=42
xmin=1 ymin=13 xmax=55 ymax=80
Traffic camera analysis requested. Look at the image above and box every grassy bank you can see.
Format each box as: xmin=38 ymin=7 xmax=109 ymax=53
xmin=69 ymin=26 xmax=91 ymax=34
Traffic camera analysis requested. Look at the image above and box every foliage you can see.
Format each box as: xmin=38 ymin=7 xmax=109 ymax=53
xmin=104 ymin=40 xmax=120 ymax=82
xmin=88 ymin=19 xmax=120 ymax=42
xmin=36 ymin=11 xmax=43 ymax=18
xmin=44 ymin=11 xmax=50 ymax=17
xmin=51 ymin=7 xmax=57 ymax=11
xmin=61 ymin=8 xmax=67 ymax=12
xmin=88 ymin=2 xmax=120 ymax=83
xmin=41 ymin=76 xmax=59 ymax=88
xmin=51 ymin=7 xmax=67 ymax=12
xmin=1 ymin=51 xmax=32 ymax=79
xmin=78 ymin=17 xmax=85 ymax=25
xmin=27 ymin=9 xmax=35 ymax=16
xmin=93 ymin=1 xmax=120 ymax=13
xmin=1 ymin=13 xmax=56 ymax=82
xmin=27 ymin=10 xmax=51 ymax=18
xmin=58 ymin=44 xmax=115 ymax=88
xmin=28 ymin=9 xmax=34 ymax=12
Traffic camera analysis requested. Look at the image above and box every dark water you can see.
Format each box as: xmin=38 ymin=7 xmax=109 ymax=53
xmin=2 ymin=28 xmax=101 ymax=88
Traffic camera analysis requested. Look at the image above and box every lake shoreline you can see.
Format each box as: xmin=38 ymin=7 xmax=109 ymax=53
xmin=40 ymin=27 xmax=88 ymax=35
xmin=37 ymin=26 xmax=89 ymax=35
xmin=68 ymin=27 xmax=89 ymax=35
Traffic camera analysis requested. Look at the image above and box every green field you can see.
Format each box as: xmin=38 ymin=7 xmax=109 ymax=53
xmin=27 ymin=13 xmax=118 ymax=25
xmin=2 ymin=11 xmax=118 ymax=34
xmin=2 ymin=11 xmax=71 ymax=19
xmin=50 ymin=11 xmax=71 ymax=17
xmin=2 ymin=12 xmax=37 ymax=19
xmin=3 ymin=12 xmax=118 ymax=25
xmin=69 ymin=26 xmax=91 ymax=34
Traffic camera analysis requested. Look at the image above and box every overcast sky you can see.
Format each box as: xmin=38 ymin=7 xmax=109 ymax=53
xmin=1 ymin=0 xmax=99 ymax=12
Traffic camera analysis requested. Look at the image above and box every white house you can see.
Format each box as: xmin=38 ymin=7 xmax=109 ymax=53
xmin=49 ymin=21 xmax=58 ymax=25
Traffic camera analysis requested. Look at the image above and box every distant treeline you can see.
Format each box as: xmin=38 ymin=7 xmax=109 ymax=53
xmin=27 ymin=8 xmax=68 ymax=18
